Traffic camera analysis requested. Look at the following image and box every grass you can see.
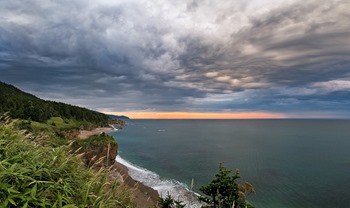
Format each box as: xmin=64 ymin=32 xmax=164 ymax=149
xmin=14 ymin=117 xmax=92 ymax=133
xmin=0 ymin=122 xmax=135 ymax=208
xmin=72 ymin=133 xmax=116 ymax=151
xmin=46 ymin=117 xmax=90 ymax=131
xmin=31 ymin=121 xmax=53 ymax=132
xmin=13 ymin=117 xmax=95 ymax=146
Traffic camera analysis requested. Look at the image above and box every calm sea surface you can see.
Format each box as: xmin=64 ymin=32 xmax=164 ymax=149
xmin=109 ymin=119 xmax=350 ymax=208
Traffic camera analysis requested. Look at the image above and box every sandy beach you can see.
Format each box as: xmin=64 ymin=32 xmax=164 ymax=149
xmin=78 ymin=127 xmax=114 ymax=139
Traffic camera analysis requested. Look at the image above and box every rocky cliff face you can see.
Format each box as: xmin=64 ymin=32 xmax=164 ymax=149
xmin=109 ymin=119 xmax=126 ymax=129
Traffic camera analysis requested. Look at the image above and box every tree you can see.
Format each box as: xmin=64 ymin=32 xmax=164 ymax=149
xmin=199 ymin=163 xmax=255 ymax=208
xmin=157 ymin=193 xmax=185 ymax=208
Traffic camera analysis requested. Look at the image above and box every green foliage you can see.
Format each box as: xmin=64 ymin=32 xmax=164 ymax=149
xmin=0 ymin=81 xmax=109 ymax=126
xmin=13 ymin=117 xmax=90 ymax=144
xmin=72 ymin=133 xmax=116 ymax=151
xmin=14 ymin=120 xmax=32 ymax=131
xmin=46 ymin=117 xmax=89 ymax=131
xmin=157 ymin=193 xmax=185 ymax=208
xmin=31 ymin=121 xmax=54 ymax=132
xmin=199 ymin=163 xmax=255 ymax=208
xmin=11 ymin=119 xmax=68 ymax=147
xmin=0 ymin=125 xmax=135 ymax=208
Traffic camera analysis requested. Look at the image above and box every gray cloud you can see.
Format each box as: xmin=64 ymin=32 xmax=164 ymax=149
xmin=0 ymin=0 xmax=349 ymax=116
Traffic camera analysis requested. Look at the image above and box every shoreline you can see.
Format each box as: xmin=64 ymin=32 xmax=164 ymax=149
xmin=78 ymin=127 xmax=160 ymax=207
xmin=115 ymin=155 xmax=203 ymax=208
xmin=111 ymin=161 xmax=160 ymax=208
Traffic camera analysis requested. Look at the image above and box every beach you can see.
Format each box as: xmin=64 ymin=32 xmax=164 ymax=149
xmin=78 ymin=127 xmax=114 ymax=139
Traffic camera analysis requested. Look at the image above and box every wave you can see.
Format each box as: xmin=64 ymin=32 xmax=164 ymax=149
xmin=115 ymin=155 xmax=203 ymax=208
xmin=109 ymin=124 xmax=119 ymax=131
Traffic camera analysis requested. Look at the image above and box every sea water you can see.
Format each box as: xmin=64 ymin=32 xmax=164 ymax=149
xmin=109 ymin=119 xmax=350 ymax=208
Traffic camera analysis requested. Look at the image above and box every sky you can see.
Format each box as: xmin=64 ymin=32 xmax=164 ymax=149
xmin=1 ymin=0 xmax=350 ymax=119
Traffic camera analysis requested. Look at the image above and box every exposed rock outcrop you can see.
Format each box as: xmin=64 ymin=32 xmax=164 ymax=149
xmin=109 ymin=119 xmax=126 ymax=129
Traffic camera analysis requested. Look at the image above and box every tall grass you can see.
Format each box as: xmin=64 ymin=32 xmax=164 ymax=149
xmin=0 ymin=124 xmax=135 ymax=208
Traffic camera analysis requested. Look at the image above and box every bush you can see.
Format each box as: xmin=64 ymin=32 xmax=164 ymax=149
xmin=14 ymin=120 xmax=32 ymax=130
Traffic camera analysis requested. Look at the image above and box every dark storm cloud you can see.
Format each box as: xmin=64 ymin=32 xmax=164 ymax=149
xmin=0 ymin=0 xmax=349 ymax=116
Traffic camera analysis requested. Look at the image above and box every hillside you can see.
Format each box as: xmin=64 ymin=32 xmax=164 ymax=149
xmin=108 ymin=114 xmax=130 ymax=120
xmin=0 ymin=82 xmax=157 ymax=207
xmin=0 ymin=82 xmax=108 ymax=125
xmin=0 ymin=114 xmax=136 ymax=208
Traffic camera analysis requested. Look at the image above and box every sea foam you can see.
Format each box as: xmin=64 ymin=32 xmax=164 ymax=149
xmin=115 ymin=155 xmax=203 ymax=208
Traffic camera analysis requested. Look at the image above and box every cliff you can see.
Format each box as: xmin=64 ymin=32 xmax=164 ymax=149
xmin=73 ymin=131 xmax=160 ymax=207
xmin=72 ymin=133 xmax=118 ymax=167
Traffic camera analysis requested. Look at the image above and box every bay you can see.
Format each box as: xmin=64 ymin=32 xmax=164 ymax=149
xmin=109 ymin=119 xmax=350 ymax=208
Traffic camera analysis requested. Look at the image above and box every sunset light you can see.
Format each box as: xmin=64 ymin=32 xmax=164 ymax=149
xmin=104 ymin=111 xmax=286 ymax=119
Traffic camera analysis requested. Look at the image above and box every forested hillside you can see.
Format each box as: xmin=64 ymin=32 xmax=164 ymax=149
xmin=0 ymin=82 xmax=108 ymax=125
xmin=108 ymin=114 xmax=130 ymax=120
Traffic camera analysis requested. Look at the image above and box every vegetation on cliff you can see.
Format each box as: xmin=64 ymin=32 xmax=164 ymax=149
xmin=0 ymin=117 xmax=134 ymax=208
xmin=72 ymin=133 xmax=118 ymax=168
xmin=0 ymin=82 xmax=138 ymax=207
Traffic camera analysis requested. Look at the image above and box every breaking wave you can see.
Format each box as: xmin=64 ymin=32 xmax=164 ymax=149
xmin=115 ymin=155 xmax=203 ymax=208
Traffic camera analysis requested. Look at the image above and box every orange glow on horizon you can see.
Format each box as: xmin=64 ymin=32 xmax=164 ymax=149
xmin=103 ymin=111 xmax=286 ymax=119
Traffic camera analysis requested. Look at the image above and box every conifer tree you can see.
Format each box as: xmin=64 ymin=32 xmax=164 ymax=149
xmin=199 ymin=163 xmax=255 ymax=208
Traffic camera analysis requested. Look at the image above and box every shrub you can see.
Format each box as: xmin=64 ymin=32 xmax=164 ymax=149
xmin=14 ymin=120 xmax=32 ymax=130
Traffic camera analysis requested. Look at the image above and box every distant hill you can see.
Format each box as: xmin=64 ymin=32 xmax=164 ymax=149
xmin=0 ymin=81 xmax=109 ymax=125
xmin=108 ymin=114 xmax=130 ymax=120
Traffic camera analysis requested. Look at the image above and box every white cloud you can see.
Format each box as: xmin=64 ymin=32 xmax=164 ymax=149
xmin=205 ymin=72 xmax=219 ymax=78
xmin=313 ymin=80 xmax=350 ymax=92
xmin=216 ymin=75 xmax=231 ymax=82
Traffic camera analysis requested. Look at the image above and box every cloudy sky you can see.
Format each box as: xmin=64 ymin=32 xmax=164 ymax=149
xmin=1 ymin=0 xmax=350 ymax=118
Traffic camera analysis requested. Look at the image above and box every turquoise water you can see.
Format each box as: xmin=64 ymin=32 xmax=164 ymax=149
xmin=109 ymin=119 xmax=350 ymax=208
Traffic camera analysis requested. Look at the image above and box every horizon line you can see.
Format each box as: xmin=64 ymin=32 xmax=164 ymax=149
xmin=103 ymin=111 xmax=286 ymax=119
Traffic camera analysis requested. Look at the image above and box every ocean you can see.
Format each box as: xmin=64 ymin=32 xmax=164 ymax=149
xmin=109 ymin=119 xmax=350 ymax=208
